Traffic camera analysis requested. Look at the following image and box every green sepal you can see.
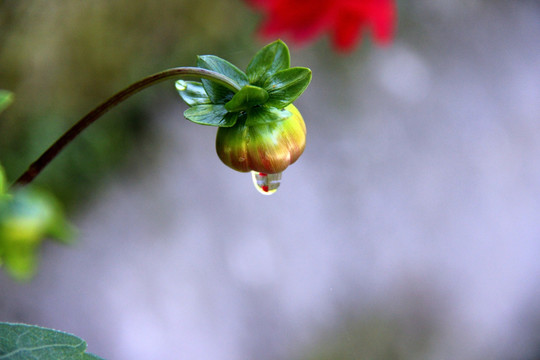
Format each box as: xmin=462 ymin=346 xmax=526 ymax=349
xmin=246 ymin=106 xmax=292 ymax=126
xmin=184 ymin=104 xmax=238 ymax=127
xmin=246 ymin=40 xmax=290 ymax=86
xmin=225 ymin=85 xmax=269 ymax=112
xmin=175 ymin=80 xmax=211 ymax=106
xmin=264 ymin=67 xmax=312 ymax=109
xmin=197 ymin=55 xmax=248 ymax=103
xmin=0 ymin=90 xmax=13 ymax=114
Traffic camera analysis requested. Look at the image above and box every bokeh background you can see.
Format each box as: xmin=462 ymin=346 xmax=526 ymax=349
xmin=2 ymin=0 xmax=540 ymax=359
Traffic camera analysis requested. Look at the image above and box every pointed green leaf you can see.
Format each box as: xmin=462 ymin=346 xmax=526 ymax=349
xmin=184 ymin=104 xmax=238 ymax=127
xmin=0 ymin=90 xmax=14 ymax=114
xmin=246 ymin=40 xmax=290 ymax=86
xmin=245 ymin=106 xmax=292 ymax=126
xmin=197 ymin=55 xmax=248 ymax=103
xmin=0 ymin=322 xmax=105 ymax=359
xmin=225 ymin=85 xmax=269 ymax=112
xmin=175 ymin=80 xmax=211 ymax=106
xmin=264 ymin=67 xmax=312 ymax=109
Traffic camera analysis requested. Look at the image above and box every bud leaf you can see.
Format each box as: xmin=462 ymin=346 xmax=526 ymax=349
xmin=184 ymin=104 xmax=238 ymax=127
xmin=246 ymin=106 xmax=292 ymax=126
xmin=197 ymin=55 xmax=249 ymax=103
xmin=246 ymin=40 xmax=290 ymax=86
xmin=225 ymin=85 xmax=269 ymax=112
xmin=265 ymin=67 xmax=312 ymax=109
xmin=175 ymin=80 xmax=211 ymax=106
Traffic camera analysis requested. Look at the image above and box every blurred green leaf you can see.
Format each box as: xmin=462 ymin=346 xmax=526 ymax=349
xmin=265 ymin=67 xmax=312 ymax=109
xmin=197 ymin=55 xmax=248 ymax=103
xmin=225 ymin=85 xmax=269 ymax=112
xmin=184 ymin=104 xmax=238 ymax=127
xmin=0 ymin=184 xmax=74 ymax=281
xmin=175 ymin=80 xmax=211 ymax=106
xmin=246 ymin=40 xmax=290 ymax=86
xmin=0 ymin=322 xmax=104 ymax=359
xmin=0 ymin=90 xmax=13 ymax=114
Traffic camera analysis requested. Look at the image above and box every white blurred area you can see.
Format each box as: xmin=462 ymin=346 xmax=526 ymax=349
xmin=2 ymin=1 xmax=540 ymax=359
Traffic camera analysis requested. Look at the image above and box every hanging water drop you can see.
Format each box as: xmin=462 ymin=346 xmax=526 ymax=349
xmin=175 ymin=80 xmax=188 ymax=91
xmin=251 ymin=171 xmax=282 ymax=195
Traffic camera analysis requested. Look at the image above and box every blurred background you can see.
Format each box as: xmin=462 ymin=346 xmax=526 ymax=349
xmin=2 ymin=0 xmax=540 ymax=359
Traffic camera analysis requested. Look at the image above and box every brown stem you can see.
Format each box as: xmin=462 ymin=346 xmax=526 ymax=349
xmin=11 ymin=67 xmax=240 ymax=188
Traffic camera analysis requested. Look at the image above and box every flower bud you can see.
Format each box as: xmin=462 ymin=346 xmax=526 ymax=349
xmin=216 ymin=104 xmax=306 ymax=173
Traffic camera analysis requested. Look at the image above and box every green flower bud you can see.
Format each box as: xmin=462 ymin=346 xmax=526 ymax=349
xmin=215 ymin=104 xmax=306 ymax=173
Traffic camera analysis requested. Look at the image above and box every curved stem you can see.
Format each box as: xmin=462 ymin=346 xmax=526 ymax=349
xmin=11 ymin=67 xmax=241 ymax=188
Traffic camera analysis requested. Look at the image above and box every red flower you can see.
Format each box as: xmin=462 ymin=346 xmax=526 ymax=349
xmin=247 ymin=0 xmax=396 ymax=52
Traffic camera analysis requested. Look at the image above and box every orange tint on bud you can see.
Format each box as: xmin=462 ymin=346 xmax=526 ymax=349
xmin=216 ymin=104 xmax=306 ymax=173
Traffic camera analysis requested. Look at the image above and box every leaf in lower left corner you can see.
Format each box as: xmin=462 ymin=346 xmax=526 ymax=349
xmin=0 ymin=322 xmax=105 ymax=359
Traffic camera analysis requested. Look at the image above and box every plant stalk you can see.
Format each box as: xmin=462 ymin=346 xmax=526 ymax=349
xmin=11 ymin=67 xmax=240 ymax=188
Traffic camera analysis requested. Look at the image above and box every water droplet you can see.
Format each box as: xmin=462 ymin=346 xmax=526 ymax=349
xmin=251 ymin=171 xmax=282 ymax=195
xmin=175 ymin=80 xmax=187 ymax=91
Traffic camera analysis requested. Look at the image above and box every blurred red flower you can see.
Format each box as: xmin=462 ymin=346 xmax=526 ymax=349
xmin=247 ymin=0 xmax=396 ymax=52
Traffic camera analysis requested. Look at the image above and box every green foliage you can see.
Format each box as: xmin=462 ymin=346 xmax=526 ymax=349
xmin=175 ymin=81 xmax=212 ymax=106
xmin=0 ymin=0 xmax=256 ymax=209
xmin=246 ymin=40 xmax=290 ymax=85
xmin=177 ymin=40 xmax=312 ymax=128
xmin=245 ymin=106 xmax=292 ymax=126
xmin=225 ymin=85 xmax=269 ymax=112
xmin=0 ymin=92 xmax=74 ymax=281
xmin=0 ymin=90 xmax=13 ymax=114
xmin=264 ymin=67 xmax=312 ymax=109
xmin=197 ymin=55 xmax=249 ymax=103
xmin=183 ymin=104 xmax=238 ymax=127
xmin=0 ymin=322 xmax=103 ymax=359
xmin=0 ymin=164 xmax=74 ymax=281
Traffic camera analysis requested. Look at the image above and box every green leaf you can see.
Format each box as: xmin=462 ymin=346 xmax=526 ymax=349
xmin=225 ymin=85 xmax=269 ymax=112
xmin=245 ymin=106 xmax=292 ymax=126
xmin=175 ymin=80 xmax=211 ymax=106
xmin=264 ymin=67 xmax=312 ymax=109
xmin=184 ymin=104 xmax=238 ymax=127
xmin=1 ymin=189 xmax=74 ymax=243
xmin=0 ymin=90 xmax=13 ymax=115
xmin=0 ymin=322 xmax=105 ymax=359
xmin=2 ymin=246 xmax=39 ymax=282
xmin=197 ymin=55 xmax=248 ymax=103
xmin=0 ymin=188 xmax=74 ymax=281
xmin=246 ymin=40 xmax=290 ymax=86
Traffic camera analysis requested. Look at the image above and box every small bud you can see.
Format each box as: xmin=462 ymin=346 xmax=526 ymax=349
xmin=215 ymin=104 xmax=306 ymax=173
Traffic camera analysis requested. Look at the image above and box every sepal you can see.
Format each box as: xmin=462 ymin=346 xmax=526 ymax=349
xmin=225 ymin=85 xmax=269 ymax=112
xmin=175 ymin=80 xmax=211 ymax=106
xmin=246 ymin=106 xmax=292 ymax=126
xmin=197 ymin=55 xmax=248 ymax=103
xmin=264 ymin=67 xmax=312 ymax=109
xmin=184 ymin=104 xmax=238 ymax=127
xmin=246 ymin=40 xmax=290 ymax=86
xmin=176 ymin=41 xmax=311 ymax=129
